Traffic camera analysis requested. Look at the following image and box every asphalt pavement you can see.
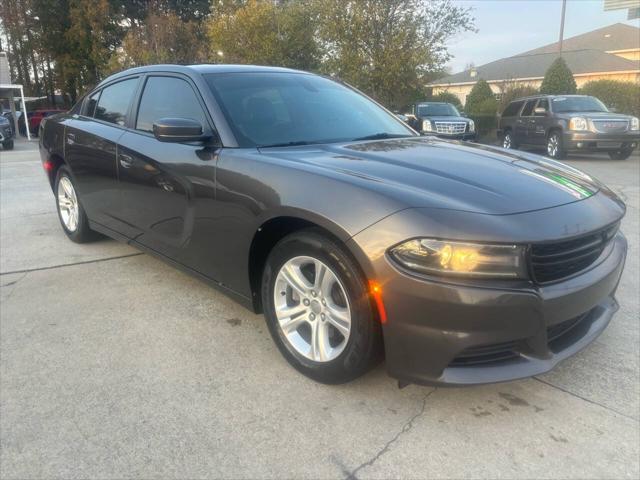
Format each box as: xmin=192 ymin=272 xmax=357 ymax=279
xmin=1 ymin=140 xmax=638 ymax=479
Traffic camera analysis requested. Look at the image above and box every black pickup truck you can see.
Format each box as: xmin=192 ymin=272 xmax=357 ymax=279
xmin=405 ymin=102 xmax=476 ymax=141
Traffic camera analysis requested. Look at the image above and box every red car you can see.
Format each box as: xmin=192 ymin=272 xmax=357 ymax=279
xmin=29 ymin=109 xmax=65 ymax=135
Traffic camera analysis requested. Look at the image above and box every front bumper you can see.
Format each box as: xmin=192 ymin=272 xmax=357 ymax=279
xmin=564 ymin=131 xmax=639 ymax=152
xmin=348 ymin=199 xmax=627 ymax=387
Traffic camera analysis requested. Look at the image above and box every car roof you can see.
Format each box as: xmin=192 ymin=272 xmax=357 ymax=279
xmin=510 ymin=94 xmax=591 ymax=103
xmin=96 ymin=64 xmax=309 ymax=88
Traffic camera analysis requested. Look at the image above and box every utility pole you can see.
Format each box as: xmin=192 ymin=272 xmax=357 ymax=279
xmin=558 ymin=0 xmax=567 ymax=54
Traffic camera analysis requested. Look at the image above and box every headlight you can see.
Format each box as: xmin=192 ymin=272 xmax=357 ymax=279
xmin=569 ymin=117 xmax=588 ymax=131
xmin=468 ymin=120 xmax=475 ymax=132
xmin=422 ymin=120 xmax=433 ymax=132
xmin=631 ymin=117 xmax=639 ymax=131
xmin=389 ymin=239 xmax=528 ymax=278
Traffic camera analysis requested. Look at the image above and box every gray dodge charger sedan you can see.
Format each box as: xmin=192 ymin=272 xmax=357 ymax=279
xmin=39 ymin=65 xmax=627 ymax=387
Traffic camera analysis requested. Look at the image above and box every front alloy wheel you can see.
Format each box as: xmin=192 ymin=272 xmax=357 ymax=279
xmin=274 ymin=256 xmax=351 ymax=362
xmin=547 ymin=132 xmax=566 ymax=159
xmin=262 ymin=228 xmax=382 ymax=384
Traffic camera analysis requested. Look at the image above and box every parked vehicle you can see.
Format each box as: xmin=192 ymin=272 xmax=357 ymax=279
xmin=406 ymin=102 xmax=476 ymax=141
xmin=29 ymin=109 xmax=65 ymax=136
xmin=40 ymin=65 xmax=627 ymax=387
xmin=498 ymin=95 xmax=639 ymax=160
xmin=0 ymin=115 xmax=14 ymax=150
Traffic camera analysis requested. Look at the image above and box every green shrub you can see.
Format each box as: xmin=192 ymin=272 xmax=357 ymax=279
xmin=579 ymin=79 xmax=640 ymax=118
xmin=465 ymin=80 xmax=498 ymax=138
xmin=540 ymin=57 xmax=577 ymax=94
xmin=465 ymin=79 xmax=495 ymax=114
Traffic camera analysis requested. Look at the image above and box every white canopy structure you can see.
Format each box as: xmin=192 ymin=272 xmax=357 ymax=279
xmin=0 ymin=52 xmax=30 ymax=141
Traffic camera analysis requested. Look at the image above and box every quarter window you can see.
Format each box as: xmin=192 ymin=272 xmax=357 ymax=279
xmin=520 ymin=100 xmax=536 ymax=117
xmin=94 ymin=78 xmax=138 ymax=126
xmin=136 ymin=76 xmax=207 ymax=133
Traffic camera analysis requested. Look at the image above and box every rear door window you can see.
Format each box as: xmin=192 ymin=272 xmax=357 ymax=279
xmin=520 ymin=100 xmax=536 ymax=117
xmin=94 ymin=78 xmax=139 ymax=126
xmin=135 ymin=76 xmax=208 ymax=133
xmin=502 ymin=100 xmax=523 ymax=117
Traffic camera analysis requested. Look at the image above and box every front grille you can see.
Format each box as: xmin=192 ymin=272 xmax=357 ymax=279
xmin=593 ymin=119 xmax=628 ymax=133
xmin=530 ymin=223 xmax=619 ymax=283
xmin=434 ymin=121 xmax=466 ymax=135
xmin=449 ymin=311 xmax=592 ymax=367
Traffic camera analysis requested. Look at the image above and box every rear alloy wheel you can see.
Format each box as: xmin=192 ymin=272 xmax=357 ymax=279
xmin=262 ymin=229 xmax=382 ymax=384
xmin=608 ymin=148 xmax=633 ymax=160
xmin=55 ymin=166 xmax=99 ymax=243
xmin=547 ymin=132 xmax=566 ymax=159
xmin=502 ymin=131 xmax=517 ymax=149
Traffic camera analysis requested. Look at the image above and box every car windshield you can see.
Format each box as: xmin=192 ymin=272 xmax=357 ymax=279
xmin=417 ymin=104 xmax=460 ymax=116
xmin=204 ymin=72 xmax=414 ymax=147
xmin=551 ymin=96 xmax=608 ymax=113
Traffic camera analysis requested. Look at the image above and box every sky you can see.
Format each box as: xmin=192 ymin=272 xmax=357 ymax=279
xmin=447 ymin=0 xmax=640 ymax=73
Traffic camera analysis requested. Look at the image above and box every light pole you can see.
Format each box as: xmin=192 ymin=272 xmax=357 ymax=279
xmin=558 ymin=0 xmax=567 ymax=54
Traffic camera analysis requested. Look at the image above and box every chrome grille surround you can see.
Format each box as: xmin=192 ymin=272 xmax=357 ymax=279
xmin=434 ymin=121 xmax=467 ymax=135
xmin=592 ymin=119 xmax=629 ymax=133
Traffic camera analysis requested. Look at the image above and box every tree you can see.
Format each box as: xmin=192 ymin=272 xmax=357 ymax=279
xmin=464 ymin=79 xmax=498 ymax=138
xmin=113 ymin=7 xmax=207 ymax=69
xmin=430 ymin=91 xmax=462 ymax=110
xmin=315 ymin=0 xmax=475 ymax=110
xmin=207 ymin=0 xmax=320 ymax=71
xmin=497 ymin=80 xmax=538 ymax=113
xmin=580 ymin=79 xmax=640 ymax=118
xmin=464 ymin=78 xmax=494 ymax=113
xmin=539 ymin=57 xmax=576 ymax=95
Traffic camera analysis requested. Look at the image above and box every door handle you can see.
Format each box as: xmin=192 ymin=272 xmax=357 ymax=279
xmin=66 ymin=133 xmax=75 ymax=145
xmin=119 ymin=154 xmax=134 ymax=169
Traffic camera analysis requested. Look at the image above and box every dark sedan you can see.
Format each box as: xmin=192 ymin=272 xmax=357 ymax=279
xmin=39 ymin=65 xmax=627 ymax=387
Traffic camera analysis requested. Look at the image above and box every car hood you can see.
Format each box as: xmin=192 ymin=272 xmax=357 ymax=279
xmin=555 ymin=111 xmax=633 ymax=120
xmin=260 ymin=137 xmax=605 ymax=215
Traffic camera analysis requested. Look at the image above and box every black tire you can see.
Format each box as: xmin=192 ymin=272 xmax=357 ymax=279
xmin=546 ymin=131 xmax=566 ymax=159
xmin=502 ymin=130 xmax=518 ymax=150
xmin=54 ymin=166 xmax=99 ymax=243
xmin=261 ymin=228 xmax=382 ymax=384
xmin=2 ymin=140 xmax=13 ymax=150
xmin=608 ymin=148 xmax=633 ymax=160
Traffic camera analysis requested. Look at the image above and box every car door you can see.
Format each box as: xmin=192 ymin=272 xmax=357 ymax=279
xmin=528 ymin=98 xmax=550 ymax=145
xmin=515 ymin=99 xmax=536 ymax=144
xmin=64 ymin=77 xmax=140 ymax=232
xmin=116 ymin=74 xmax=219 ymax=264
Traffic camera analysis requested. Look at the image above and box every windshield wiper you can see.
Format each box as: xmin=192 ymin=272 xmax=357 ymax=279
xmin=350 ymin=132 xmax=413 ymax=141
xmin=257 ymin=141 xmax=314 ymax=148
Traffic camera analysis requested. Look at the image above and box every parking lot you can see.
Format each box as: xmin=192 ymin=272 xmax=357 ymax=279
xmin=1 ymin=140 xmax=638 ymax=479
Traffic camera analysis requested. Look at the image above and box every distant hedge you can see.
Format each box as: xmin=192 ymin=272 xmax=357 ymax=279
xmin=579 ymin=80 xmax=640 ymax=118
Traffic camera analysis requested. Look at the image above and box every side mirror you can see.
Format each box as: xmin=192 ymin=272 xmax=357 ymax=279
xmin=153 ymin=117 xmax=208 ymax=143
xmin=459 ymin=110 xmax=465 ymax=116
xmin=534 ymin=107 xmax=547 ymax=115
xmin=609 ymin=106 xmax=618 ymax=113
